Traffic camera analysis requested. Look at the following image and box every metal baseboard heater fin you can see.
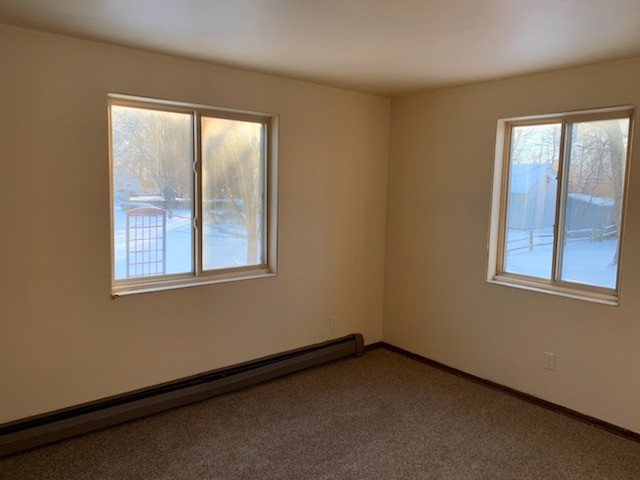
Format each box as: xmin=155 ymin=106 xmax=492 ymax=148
xmin=0 ymin=333 xmax=364 ymax=457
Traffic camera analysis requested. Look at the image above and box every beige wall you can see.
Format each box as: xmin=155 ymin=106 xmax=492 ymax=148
xmin=0 ymin=25 xmax=389 ymax=423
xmin=385 ymin=58 xmax=640 ymax=433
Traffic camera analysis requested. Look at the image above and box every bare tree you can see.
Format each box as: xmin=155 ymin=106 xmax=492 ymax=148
xmin=111 ymin=106 xmax=192 ymax=216
xmin=202 ymin=119 xmax=264 ymax=264
xmin=511 ymin=124 xmax=561 ymax=166
xmin=602 ymin=121 xmax=626 ymax=264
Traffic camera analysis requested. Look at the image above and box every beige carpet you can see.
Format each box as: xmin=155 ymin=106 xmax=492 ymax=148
xmin=1 ymin=348 xmax=639 ymax=479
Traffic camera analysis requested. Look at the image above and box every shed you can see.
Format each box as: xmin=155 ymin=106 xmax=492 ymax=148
xmin=565 ymin=193 xmax=615 ymax=231
xmin=507 ymin=163 xmax=557 ymax=230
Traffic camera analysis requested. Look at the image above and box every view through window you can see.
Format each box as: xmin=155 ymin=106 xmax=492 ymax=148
xmin=490 ymin=108 xmax=633 ymax=302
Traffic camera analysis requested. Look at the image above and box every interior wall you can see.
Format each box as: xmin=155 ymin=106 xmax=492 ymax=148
xmin=385 ymin=57 xmax=640 ymax=434
xmin=0 ymin=24 xmax=389 ymax=423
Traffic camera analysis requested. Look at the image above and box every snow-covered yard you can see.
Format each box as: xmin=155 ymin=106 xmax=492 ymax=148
xmin=113 ymin=206 xmax=252 ymax=279
xmin=505 ymin=228 xmax=618 ymax=288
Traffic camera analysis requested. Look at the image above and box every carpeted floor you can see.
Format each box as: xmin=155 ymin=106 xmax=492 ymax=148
xmin=1 ymin=348 xmax=639 ymax=479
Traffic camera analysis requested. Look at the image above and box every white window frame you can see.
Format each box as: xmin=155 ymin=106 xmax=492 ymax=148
xmin=487 ymin=106 xmax=634 ymax=305
xmin=109 ymin=94 xmax=278 ymax=296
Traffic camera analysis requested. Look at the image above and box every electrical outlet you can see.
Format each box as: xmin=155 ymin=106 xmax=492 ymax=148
xmin=544 ymin=352 xmax=556 ymax=371
xmin=329 ymin=315 xmax=337 ymax=330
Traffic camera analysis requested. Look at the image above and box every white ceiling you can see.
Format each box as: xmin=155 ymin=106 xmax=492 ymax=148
xmin=2 ymin=0 xmax=640 ymax=96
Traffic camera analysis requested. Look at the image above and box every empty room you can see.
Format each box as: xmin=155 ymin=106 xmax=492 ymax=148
xmin=1 ymin=1 xmax=640 ymax=478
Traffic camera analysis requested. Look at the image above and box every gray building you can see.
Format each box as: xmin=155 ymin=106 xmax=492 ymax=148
xmin=508 ymin=163 xmax=615 ymax=232
xmin=507 ymin=163 xmax=557 ymax=230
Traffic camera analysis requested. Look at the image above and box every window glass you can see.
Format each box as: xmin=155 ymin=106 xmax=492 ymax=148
xmin=504 ymin=124 xmax=561 ymax=279
xmin=560 ymin=118 xmax=629 ymax=288
xmin=201 ymin=117 xmax=265 ymax=270
xmin=111 ymin=105 xmax=193 ymax=280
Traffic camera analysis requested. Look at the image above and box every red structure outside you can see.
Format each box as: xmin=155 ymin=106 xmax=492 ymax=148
xmin=126 ymin=207 xmax=166 ymax=278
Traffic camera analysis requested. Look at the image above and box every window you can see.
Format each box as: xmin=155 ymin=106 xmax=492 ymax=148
xmin=109 ymin=95 xmax=278 ymax=295
xmin=487 ymin=107 xmax=633 ymax=304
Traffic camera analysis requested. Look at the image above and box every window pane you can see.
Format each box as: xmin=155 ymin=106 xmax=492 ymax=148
xmin=111 ymin=105 xmax=193 ymax=280
xmin=201 ymin=117 xmax=265 ymax=270
xmin=560 ymin=118 xmax=629 ymax=288
xmin=504 ymin=124 xmax=561 ymax=279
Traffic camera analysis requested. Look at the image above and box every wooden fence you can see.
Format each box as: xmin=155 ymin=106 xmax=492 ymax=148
xmin=507 ymin=225 xmax=617 ymax=253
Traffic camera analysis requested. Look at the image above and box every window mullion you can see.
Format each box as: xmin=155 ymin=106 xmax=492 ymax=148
xmin=261 ymin=124 xmax=268 ymax=265
xmin=193 ymin=111 xmax=203 ymax=277
xmin=551 ymin=121 xmax=571 ymax=283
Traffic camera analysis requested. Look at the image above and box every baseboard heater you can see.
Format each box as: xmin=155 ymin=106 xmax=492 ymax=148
xmin=0 ymin=333 xmax=364 ymax=457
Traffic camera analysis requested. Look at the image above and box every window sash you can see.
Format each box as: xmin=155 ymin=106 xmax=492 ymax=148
xmin=109 ymin=95 xmax=277 ymax=295
xmin=198 ymin=114 xmax=268 ymax=273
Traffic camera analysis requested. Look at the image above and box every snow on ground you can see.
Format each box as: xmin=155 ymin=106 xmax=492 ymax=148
xmin=114 ymin=206 xmax=617 ymax=288
xmin=505 ymin=228 xmax=618 ymax=288
xmin=113 ymin=206 xmax=252 ymax=279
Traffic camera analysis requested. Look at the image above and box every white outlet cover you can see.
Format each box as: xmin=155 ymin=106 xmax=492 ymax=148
xmin=544 ymin=352 xmax=556 ymax=370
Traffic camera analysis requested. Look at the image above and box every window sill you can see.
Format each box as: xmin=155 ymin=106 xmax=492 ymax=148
xmin=487 ymin=274 xmax=619 ymax=306
xmin=112 ymin=267 xmax=276 ymax=297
